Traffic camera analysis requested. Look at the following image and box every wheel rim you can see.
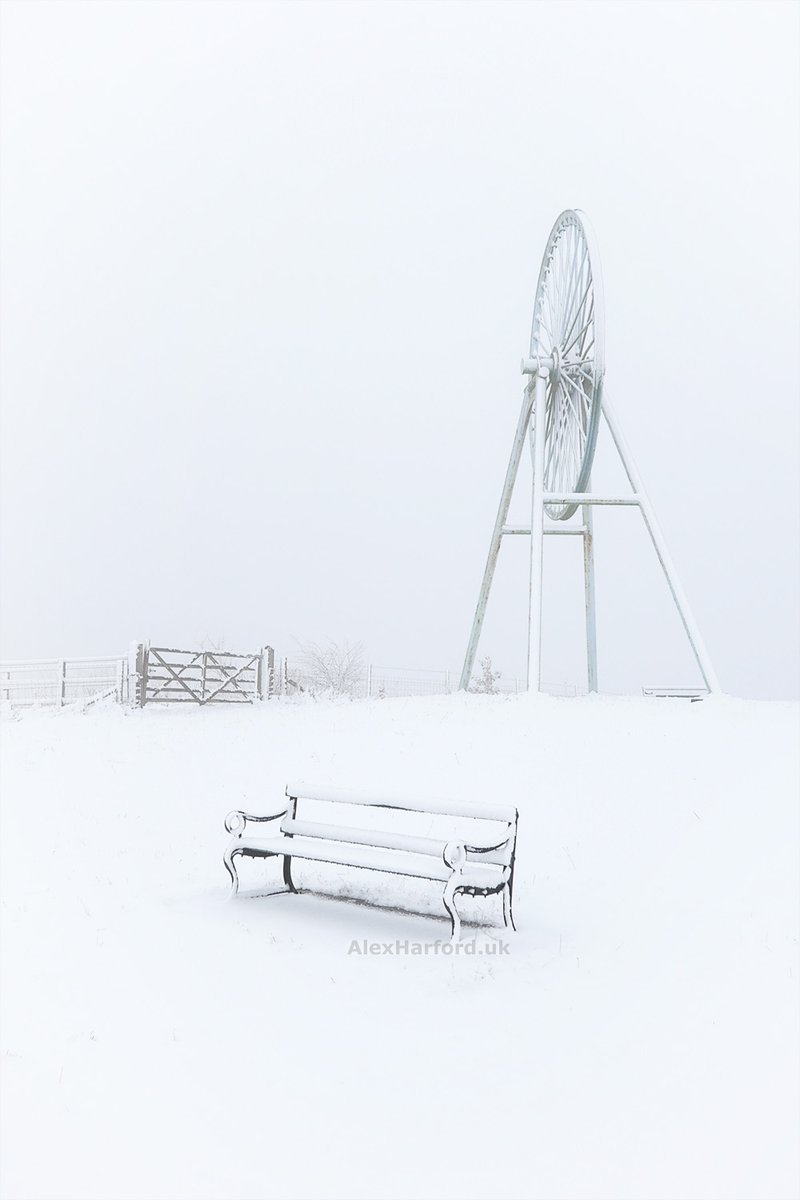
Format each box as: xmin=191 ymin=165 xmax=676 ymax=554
xmin=530 ymin=209 xmax=605 ymax=520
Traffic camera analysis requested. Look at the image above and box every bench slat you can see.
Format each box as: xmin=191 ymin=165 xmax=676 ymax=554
xmin=281 ymin=818 xmax=512 ymax=867
xmin=283 ymin=818 xmax=445 ymax=857
xmin=235 ymin=835 xmax=507 ymax=886
xmin=285 ymin=781 xmax=516 ymax=824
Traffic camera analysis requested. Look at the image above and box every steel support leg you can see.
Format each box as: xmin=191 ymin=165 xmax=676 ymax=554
xmin=459 ymin=385 xmax=536 ymax=690
xmin=602 ymin=398 xmax=720 ymax=693
xmin=527 ymin=369 xmax=548 ymax=691
xmin=582 ymin=483 xmax=598 ymax=692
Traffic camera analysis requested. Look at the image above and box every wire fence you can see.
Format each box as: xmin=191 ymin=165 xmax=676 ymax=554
xmin=279 ymin=660 xmax=578 ymax=700
xmin=0 ymin=656 xmax=130 ymax=709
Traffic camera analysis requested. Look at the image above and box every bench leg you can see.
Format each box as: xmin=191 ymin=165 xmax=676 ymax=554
xmin=282 ymin=854 xmax=297 ymax=894
xmin=443 ymin=877 xmax=462 ymax=942
xmin=224 ymin=847 xmax=296 ymax=900
xmin=223 ymin=845 xmax=242 ymax=895
xmin=502 ymin=881 xmax=516 ymax=931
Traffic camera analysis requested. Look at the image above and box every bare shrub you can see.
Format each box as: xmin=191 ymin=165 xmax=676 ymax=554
xmin=469 ymin=656 xmax=502 ymax=695
xmin=295 ymin=639 xmax=366 ymax=698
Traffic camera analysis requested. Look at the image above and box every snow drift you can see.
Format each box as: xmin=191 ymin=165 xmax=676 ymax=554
xmin=1 ymin=692 xmax=797 ymax=1200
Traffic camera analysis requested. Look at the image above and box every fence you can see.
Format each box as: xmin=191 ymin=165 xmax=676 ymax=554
xmin=1 ymin=647 xmax=577 ymax=711
xmin=0 ymin=656 xmax=130 ymax=709
xmin=279 ymin=660 xmax=578 ymax=700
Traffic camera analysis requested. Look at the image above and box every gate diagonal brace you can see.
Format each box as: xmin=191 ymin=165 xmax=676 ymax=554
xmin=148 ymin=649 xmax=204 ymax=703
xmin=203 ymin=656 xmax=259 ymax=704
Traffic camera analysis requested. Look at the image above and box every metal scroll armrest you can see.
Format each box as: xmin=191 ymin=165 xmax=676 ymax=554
xmin=443 ymin=841 xmax=468 ymax=872
xmin=224 ymin=808 xmax=288 ymax=837
xmin=463 ymin=833 xmax=512 ymax=856
xmin=442 ymin=831 xmax=514 ymax=868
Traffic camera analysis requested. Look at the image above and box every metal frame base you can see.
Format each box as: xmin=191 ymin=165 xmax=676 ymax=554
xmin=460 ymin=385 xmax=720 ymax=695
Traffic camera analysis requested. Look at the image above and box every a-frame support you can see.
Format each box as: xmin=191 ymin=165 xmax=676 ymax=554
xmin=459 ymin=380 xmax=720 ymax=694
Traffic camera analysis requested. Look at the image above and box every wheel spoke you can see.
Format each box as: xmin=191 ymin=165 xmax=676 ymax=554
xmin=563 ymin=363 xmax=594 ymax=386
xmin=561 ymin=249 xmax=588 ymax=343
xmin=560 ymin=276 xmax=592 ymax=353
xmin=563 ymin=305 xmax=594 ymax=358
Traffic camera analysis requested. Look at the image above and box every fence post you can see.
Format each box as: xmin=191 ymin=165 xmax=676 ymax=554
xmin=131 ymin=642 xmax=148 ymax=707
xmin=57 ymin=660 xmax=66 ymax=707
xmin=366 ymin=663 xmax=373 ymax=699
xmin=257 ymin=646 xmax=275 ymax=700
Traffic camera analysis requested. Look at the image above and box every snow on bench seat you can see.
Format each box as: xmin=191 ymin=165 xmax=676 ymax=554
xmin=225 ymin=834 xmax=504 ymax=886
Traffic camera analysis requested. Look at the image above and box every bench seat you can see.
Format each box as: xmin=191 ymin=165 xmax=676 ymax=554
xmin=230 ymin=834 xmax=507 ymax=887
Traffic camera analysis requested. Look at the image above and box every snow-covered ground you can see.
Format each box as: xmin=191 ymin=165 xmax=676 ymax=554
xmin=1 ymin=692 xmax=798 ymax=1200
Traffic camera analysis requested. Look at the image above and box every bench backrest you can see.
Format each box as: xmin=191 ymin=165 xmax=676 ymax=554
xmin=284 ymin=781 xmax=518 ymax=868
xmin=285 ymin=781 xmax=516 ymax=823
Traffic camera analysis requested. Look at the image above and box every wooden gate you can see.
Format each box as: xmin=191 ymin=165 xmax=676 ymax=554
xmin=134 ymin=644 xmax=274 ymax=706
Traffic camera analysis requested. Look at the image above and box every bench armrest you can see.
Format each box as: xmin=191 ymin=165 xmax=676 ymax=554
xmin=224 ymin=808 xmax=288 ymax=836
xmin=443 ymin=832 xmax=514 ymax=870
xmin=443 ymin=841 xmax=468 ymax=870
xmin=463 ymin=834 xmax=512 ymax=855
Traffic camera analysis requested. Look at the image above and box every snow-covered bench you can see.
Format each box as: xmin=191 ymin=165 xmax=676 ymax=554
xmin=223 ymin=781 xmax=519 ymax=939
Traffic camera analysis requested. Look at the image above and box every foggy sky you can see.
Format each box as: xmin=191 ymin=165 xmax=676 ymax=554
xmin=1 ymin=0 xmax=798 ymax=698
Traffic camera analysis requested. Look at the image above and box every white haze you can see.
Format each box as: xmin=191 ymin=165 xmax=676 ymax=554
xmin=1 ymin=0 xmax=798 ymax=698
